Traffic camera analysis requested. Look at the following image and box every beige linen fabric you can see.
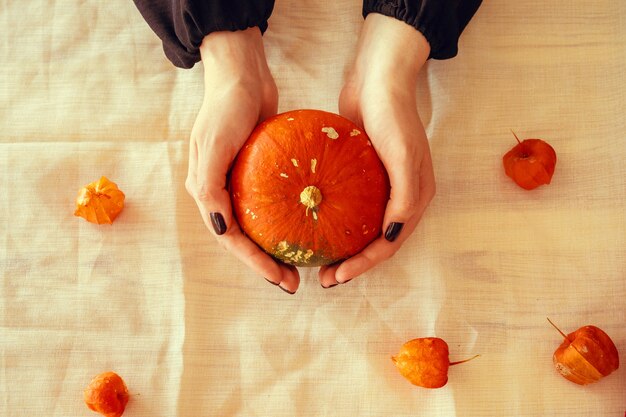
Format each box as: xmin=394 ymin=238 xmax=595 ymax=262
xmin=1 ymin=0 xmax=625 ymax=416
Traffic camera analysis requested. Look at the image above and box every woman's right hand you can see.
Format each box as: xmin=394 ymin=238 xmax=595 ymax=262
xmin=185 ymin=27 xmax=301 ymax=294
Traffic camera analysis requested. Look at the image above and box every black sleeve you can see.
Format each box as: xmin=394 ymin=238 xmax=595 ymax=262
xmin=363 ymin=0 xmax=482 ymax=60
xmin=132 ymin=0 xmax=275 ymax=69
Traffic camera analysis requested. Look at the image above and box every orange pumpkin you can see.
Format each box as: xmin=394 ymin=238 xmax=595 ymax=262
xmin=502 ymin=132 xmax=556 ymax=190
xmin=548 ymin=318 xmax=620 ymax=385
xmin=83 ymin=371 xmax=129 ymax=417
xmin=229 ymin=109 xmax=390 ymax=266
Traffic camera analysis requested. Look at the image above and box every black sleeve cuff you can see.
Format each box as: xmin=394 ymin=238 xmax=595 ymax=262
xmin=133 ymin=0 xmax=275 ymax=69
xmin=363 ymin=0 xmax=482 ymax=60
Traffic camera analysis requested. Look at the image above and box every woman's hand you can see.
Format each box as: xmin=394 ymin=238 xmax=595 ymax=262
xmin=186 ymin=27 xmax=301 ymax=294
xmin=320 ymin=14 xmax=436 ymax=288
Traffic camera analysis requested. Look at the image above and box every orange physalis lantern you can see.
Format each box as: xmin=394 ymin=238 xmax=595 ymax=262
xmin=392 ymin=337 xmax=479 ymax=388
xmin=83 ymin=371 xmax=129 ymax=417
xmin=74 ymin=176 xmax=125 ymax=224
xmin=502 ymin=131 xmax=556 ymax=190
xmin=548 ymin=318 xmax=620 ymax=385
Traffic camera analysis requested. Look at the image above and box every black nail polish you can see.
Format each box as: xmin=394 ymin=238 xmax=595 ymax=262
xmin=209 ymin=212 xmax=227 ymax=235
xmin=265 ymin=277 xmax=279 ymax=286
xmin=384 ymin=222 xmax=404 ymax=242
xmin=279 ymin=285 xmax=295 ymax=295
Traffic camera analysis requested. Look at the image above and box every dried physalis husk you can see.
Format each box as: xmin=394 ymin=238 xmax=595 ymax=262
xmin=548 ymin=318 xmax=620 ymax=385
xmin=74 ymin=176 xmax=125 ymax=224
xmin=392 ymin=337 xmax=479 ymax=388
xmin=502 ymin=131 xmax=557 ymax=190
xmin=84 ymin=371 xmax=129 ymax=417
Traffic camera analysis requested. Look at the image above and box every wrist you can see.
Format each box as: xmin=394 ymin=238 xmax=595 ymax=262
xmin=352 ymin=13 xmax=430 ymax=88
xmin=199 ymin=27 xmax=270 ymax=85
xmin=199 ymin=26 xmax=264 ymax=59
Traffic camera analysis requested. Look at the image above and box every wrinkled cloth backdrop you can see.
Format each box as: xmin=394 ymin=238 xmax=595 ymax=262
xmin=1 ymin=1 xmax=625 ymax=416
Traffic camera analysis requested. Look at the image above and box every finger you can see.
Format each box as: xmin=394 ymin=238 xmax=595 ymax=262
xmin=340 ymin=146 xmax=433 ymax=282
xmin=187 ymin=138 xmax=198 ymax=178
xmin=185 ymin=138 xmax=199 ymax=197
xmin=415 ymin=145 xmax=436 ymax=219
xmin=258 ymin=81 xmax=279 ymax=122
xmin=186 ymin=140 xmax=223 ymax=234
xmin=335 ymin=215 xmax=419 ymax=283
xmin=335 ymin=154 xmax=435 ymax=284
xmin=218 ymin=222 xmax=301 ymax=293
xmin=189 ymin=151 xmax=302 ymax=294
xmin=338 ymin=92 xmax=362 ymax=128
xmin=186 ymin=132 xmax=227 ymax=233
xmin=188 ymin=155 xmax=233 ymax=239
xmin=192 ymin=137 xmax=239 ymax=236
xmin=382 ymin=140 xmax=435 ymax=242
xmin=318 ymin=263 xmax=341 ymax=288
xmin=190 ymin=154 xmax=301 ymax=293
xmin=334 ymin=238 xmax=396 ymax=283
xmin=278 ymin=264 xmax=301 ymax=294
xmin=389 ymin=144 xmax=436 ymax=233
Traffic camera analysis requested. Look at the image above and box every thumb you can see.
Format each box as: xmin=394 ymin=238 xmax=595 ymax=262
xmin=382 ymin=161 xmax=420 ymax=242
xmin=383 ymin=145 xmax=436 ymax=242
xmin=190 ymin=139 xmax=236 ymax=236
xmin=338 ymin=86 xmax=362 ymax=127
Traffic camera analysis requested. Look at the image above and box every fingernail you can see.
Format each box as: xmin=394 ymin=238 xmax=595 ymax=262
xmin=322 ymin=283 xmax=339 ymax=289
xmin=384 ymin=222 xmax=404 ymax=242
xmin=264 ymin=277 xmax=279 ymax=286
xmin=279 ymin=285 xmax=295 ymax=295
xmin=209 ymin=212 xmax=227 ymax=235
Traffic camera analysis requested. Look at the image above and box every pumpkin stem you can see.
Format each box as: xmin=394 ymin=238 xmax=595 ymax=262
xmin=449 ymin=354 xmax=480 ymax=366
xmin=300 ymin=185 xmax=322 ymax=213
xmin=547 ymin=317 xmax=569 ymax=340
